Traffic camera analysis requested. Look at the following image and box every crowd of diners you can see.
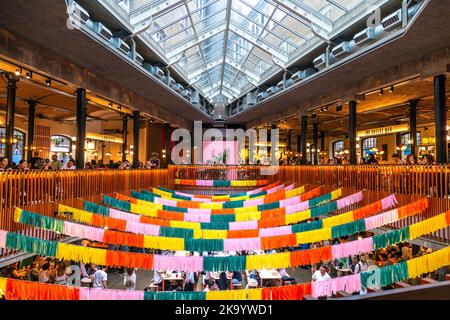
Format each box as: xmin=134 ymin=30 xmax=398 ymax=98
xmin=0 ymin=228 xmax=443 ymax=299
xmin=0 ymin=151 xmax=440 ymax=174
xmin=0 ymin=153 xmax=160 ymax=173
xmin=278 ymin=153 xmax=435 ymax=166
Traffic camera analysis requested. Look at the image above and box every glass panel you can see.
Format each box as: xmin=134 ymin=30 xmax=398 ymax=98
xmin=104 ymin=0 xmax=388 ymax=102
xmin=0 ymin=128 xmax=25 ymax=165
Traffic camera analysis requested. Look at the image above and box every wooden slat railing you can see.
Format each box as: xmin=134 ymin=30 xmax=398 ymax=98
xmin=0 ymin=169 xmax=168 ymax=233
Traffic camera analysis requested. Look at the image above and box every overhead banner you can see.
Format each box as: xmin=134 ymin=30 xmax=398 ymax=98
xmin=357 ymin=124 xmax=408 ymax=138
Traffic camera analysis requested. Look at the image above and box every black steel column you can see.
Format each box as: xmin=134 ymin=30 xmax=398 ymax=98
xmin=395 ymin=133 xmax=402 ymax=153
xmin=75 ymin=88 xmax=87 ymax=169
xmin=26 ymin=100 xmax=36 ymax=161
xmin=122 ymin=116 xmax=128 ymax=163
xmin=297 ymin=135 xmax=301 ymax=154
xmin=271 ymin=124 xmax=277 ymax=163
xmin=165 ymin=123 xmax=171 ymax=168
xmin=349 ymin=100 xmax=357 ymax=165
xmin=132 ymin=111 xmax=140 ymax=168
xmin=409 ymin=100 xmax=419 ymax=157
xmin=5 ymin=76 xmax=17 ymax=163
xmin=301 ymin=115 xmax=308 ymax=164
xmin=435 ymin=75 xmax=447 ymax=164
xmin=320 ymin=131 xmax=325 ymax=158
xmin=313 ymin=123 xmax=319 ymax=164
xmin=287 ymin=130 xmax=292 ymax=151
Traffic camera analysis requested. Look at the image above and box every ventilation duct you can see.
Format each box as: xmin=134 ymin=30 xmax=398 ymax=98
xmin=313 ymin=53 xmax=330 ymax=70
xmin=267 ymin=86 xmax=279 ymax=96
xmin=143 ymin=64 xmax=165 ymax=80
xmin=173 ymin=83 xmax=184 ymax=93
xmin=291 ymin=68 xmax=316 ymax=82
xmin=257 ymin=91 xmax=268 ymax=102
xmin=353 ymin=27 xmax=376 ymax=46
xmin=71 ymin=2 xmax=90 ymax=25
xmin=246 ymin=91 xmax=257 ymax=106
xmin=381 ymin=9 xmax=402 ymax=31
xmin=134 ymin=53 xmax=144 ymax=65
xmin=407 ymin=3 xmax=421 ymax=19
xmin=92 ymin=22 xmax=112 ymax=41
xmin=112 ymin=38 xmax=130 ymax=55
xmin=182 ymin=89 xmax=191 ymax=99
xmin=165 ymin=76 xmax=176 ymax=89
xmin=331 ymin=41 xmax=355 ymax=59
xmin=190 ymin=90 xmax=200 ymax=105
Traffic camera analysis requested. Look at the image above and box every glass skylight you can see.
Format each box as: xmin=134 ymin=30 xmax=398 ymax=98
xmin=108 ymin=0 xmax=388 ymax=105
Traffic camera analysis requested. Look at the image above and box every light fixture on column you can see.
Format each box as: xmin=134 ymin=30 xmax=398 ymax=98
xmin=15 ymin=68 xmax=21 ymax=76
xmin=105 ymin=152 xmax=112 ymax=157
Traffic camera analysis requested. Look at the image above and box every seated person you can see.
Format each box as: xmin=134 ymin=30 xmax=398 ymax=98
xmin=152 ymin=270 xmax=163 ymax=288
xmin=279 ymin=268 xmax=297 ymax=285
xmin=231 ymin=271 xmax=243 ymax=286
xmin=246 ymin=270 xmax=260 ymax=288
xmin=27 ymin=262 xmax=40 ymax=282
xmin=218 ymin=271 xmax=229 ymax=290
xmin=203 ymin=279 xmax=218 ymax=292
xmin=3 ymin=262 xmax=27 ymax=280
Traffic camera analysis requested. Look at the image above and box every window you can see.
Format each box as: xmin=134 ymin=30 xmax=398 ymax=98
xmin=0 ymin=128 xmax=26 ymax=165
xmin=362 ymin=137 xmax=377 ymax=158
xmin=332 ymin=140 xmax=344 ymax=157
xmin=51 ymin=135 xmax=72 ymax=163
xmin=401 ymin=132 xmax=421 ymax=156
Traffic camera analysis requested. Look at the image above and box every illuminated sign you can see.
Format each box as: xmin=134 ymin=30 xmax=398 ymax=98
xmin=86 ymin=132 xmax=123 ymax=144
xmin=421 ymin=137 xmax=436 ymax=145
xmin=357 ymin=124 xmax=409 ymax=138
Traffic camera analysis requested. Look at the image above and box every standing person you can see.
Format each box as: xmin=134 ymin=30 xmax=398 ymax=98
xmin=63 ymin=160 xmax=77 ymax=170
xmin=49 ymin=154 xmax=62 ymax=171
xmin=312 ymin=265 xmax=331 ymax=282
xmin=367 ymin=154 xmax=378 ymax=165
xmin=38 ymin=263 xmax=52 ymax=283
xmin=405 ymin=154 xmax=417 ymax=165
xmin=123 ymin=268 xmax=137 ymax=290
xmin=184 ymin=271 xmax=196 ymax=292
xmin=54 ymin=263 xmax=68 ymax=285
xmin=391 ymin=154 xmax=404 ymax=165
xmin=354 ymin=254 xmax=369 ymax=295
xmin=29 ymin=151 xmax=42 ymax=169
xmin=0 ymin=157 xmax=10 ymax=171
xmin=16 ymin=160 xmax=29 ymax=172
xmin=92 ymin=266 xmax=108 ymax=289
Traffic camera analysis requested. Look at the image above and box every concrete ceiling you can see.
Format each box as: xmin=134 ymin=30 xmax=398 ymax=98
xmin=0 ymin=0 xmax=211 ymax=125
xmin=227 ymin=0 xmax=450 ymax=125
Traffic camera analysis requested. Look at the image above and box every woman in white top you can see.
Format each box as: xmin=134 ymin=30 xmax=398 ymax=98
xmin=54 ymin=264 xmax=68 ymax=285
xmin=124 ymin=268 xmax=137 ymax=290
xmin=38 ymin=263 xmax=52 ymax=283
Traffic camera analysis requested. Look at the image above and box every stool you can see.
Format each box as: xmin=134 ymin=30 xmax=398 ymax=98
xmin=233 ymin=283 xmax=243 ymax=290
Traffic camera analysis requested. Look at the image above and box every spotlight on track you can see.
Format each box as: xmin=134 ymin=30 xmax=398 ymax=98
xmin=45 ymin=79 xmax=51 ymax=86
xmin=336 ymin=104 xmax=343 ymax=112
xmin=379 ymin=88 xmax=384 ymax=96
xmin=389 ymin=85 xmax=394 ymax=93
